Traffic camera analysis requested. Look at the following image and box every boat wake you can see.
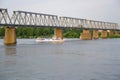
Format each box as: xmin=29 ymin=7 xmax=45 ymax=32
xmin=36 ymin=37 xmax=64 ymax=43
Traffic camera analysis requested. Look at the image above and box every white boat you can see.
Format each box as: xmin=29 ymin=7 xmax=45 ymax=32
xmin=36 ymin=37 xmax=64 ymax=43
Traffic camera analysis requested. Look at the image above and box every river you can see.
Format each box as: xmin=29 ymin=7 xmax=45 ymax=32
xmin=0 ymin=38 xmax=120 ymax=80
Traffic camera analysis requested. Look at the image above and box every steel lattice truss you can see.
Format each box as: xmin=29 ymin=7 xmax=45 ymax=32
xmin=0 ymin=8 xmax=12 ymax=25
xmin=11 ymin=11 xmax=59 ymax=27
xmin=0 ymin=8 xmax=119 ymax=30
xmin=59 ymin=17 xmax=118 ymax=30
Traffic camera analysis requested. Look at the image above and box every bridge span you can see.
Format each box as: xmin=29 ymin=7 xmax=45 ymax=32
xmin=0 ymin=8 xmax=120 ymax=45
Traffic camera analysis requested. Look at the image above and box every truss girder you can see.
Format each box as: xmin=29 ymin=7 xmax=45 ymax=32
xmin=0 ymin=8 xmax=119 ymax=30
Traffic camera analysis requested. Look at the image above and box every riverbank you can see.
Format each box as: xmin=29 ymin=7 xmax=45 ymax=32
xmin=107 ymin=35 xmax=120 ymax=38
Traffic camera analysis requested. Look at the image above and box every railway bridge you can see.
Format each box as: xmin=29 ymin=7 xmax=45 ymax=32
xmin=0 ymin=8 xmax=119 ymax=45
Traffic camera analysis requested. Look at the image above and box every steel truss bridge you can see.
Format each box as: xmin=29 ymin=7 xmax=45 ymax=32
xmin=0 ymin=8 xmax=119 ymax=30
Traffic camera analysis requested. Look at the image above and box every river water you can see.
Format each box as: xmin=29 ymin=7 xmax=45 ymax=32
xmin=0 ymin=38 xmax=120 ymax=80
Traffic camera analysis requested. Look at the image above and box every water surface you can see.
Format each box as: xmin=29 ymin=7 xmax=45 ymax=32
xmin=0 ymin=38 xmax=120 ymax=80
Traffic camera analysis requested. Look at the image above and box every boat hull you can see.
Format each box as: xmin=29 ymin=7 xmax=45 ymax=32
xmin=36 ymin=39 xmax=64 ymax=43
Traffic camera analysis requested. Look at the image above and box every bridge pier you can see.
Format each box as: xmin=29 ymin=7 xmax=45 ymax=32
xmin=101 ymin=30 xmax=107 ymax=38
xmin=80 ymin=29 xmax=92 ymax=40
xmin=4 ymin=27 xmax=16 ymax=45
xmin=115 ymin=31 xmax=119 ymax=36
xmin=93 ymin=30 xmax=99 ymax=39
xmin=53 ymin=28 xmax=63 ymax=40
xmin=109 ymin=30 xmax=114 ymax=36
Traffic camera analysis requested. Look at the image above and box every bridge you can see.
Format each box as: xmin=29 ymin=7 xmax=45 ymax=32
xmin=0 ymin=8 xmax=120 ymax=45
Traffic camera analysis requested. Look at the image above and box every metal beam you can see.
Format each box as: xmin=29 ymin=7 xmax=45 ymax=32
xmin=14 ymin=11 xmax=57 ymax=17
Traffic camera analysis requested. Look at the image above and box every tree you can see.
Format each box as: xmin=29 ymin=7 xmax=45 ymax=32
xmin=0 ymin=27 xmax=5 ymax=38
xmin=63 ymin=28 xmax=81 ymax=38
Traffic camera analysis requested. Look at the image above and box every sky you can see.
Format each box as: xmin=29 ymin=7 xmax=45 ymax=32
xmin=0 ymin=0 xmax=120 ymax=25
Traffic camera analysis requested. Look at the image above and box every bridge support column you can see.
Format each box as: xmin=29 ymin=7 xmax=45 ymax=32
xmin=53 ymin=28 xmax=63 ymax=40
xmin=115 ymin=31 xmax=119 ymax=36
xmin=4 ymin=27 xmax=16 ymax=45
xmin=93 ymin=30 xmax=99 ymax=39
xmin=80 ymin=29 xmax=92 ymax=40
xmin=101 ymin=30 xmax=107 ymax=38
xmin=109 ymin=30 xmax=113 ymax=36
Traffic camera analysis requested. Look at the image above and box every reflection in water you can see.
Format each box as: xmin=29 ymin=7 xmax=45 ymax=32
xmin=4 ymin=46 xmax=17 ymax=65
xmin=5 ymin=46 xmax=16 ymax=56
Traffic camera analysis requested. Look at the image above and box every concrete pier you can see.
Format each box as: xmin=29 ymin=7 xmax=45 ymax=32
xmin=101 ymin=30 xmax=107 ymax=38
xmin=109 ymin=30 xmax=113 ymax=36
xmin=53 ymin=28 xmax=63 ymax=39
xmin=80 ymin=29 xmax=92 ymax=40
xmin=115 ymin=31 xmax=119 ymax=36
xmin=93 ymin=30 xmax=99 ymax=39
xmin=4 ymin=27 xmax=16 ymax=45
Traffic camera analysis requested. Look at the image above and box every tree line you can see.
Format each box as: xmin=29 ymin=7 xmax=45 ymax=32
xmin=0 ymin=27 xmax=83 ymax=38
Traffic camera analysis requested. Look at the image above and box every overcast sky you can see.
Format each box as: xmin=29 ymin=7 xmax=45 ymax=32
xmin=0 ymin=0 xmax=120 ymax=24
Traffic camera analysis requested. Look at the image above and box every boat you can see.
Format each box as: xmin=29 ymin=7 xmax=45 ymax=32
xmin=36 ymin=37 xmax=64 ymax=43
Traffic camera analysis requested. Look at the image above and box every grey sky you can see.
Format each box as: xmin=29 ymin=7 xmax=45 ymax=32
xmin=0 ymin=0 xmax=120 ymax=24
